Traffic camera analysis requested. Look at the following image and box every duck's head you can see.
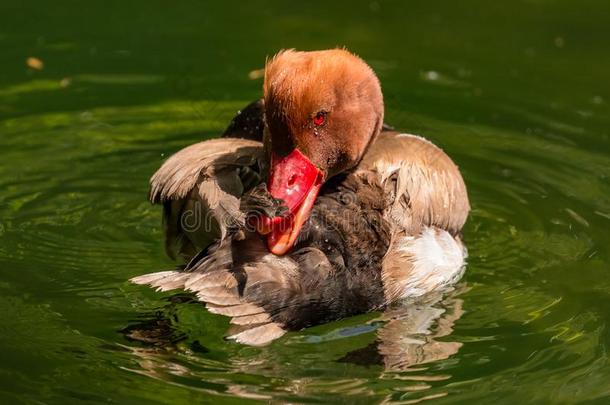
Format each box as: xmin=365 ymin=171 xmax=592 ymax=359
xmin=258 ymin=49 xmax=384 ymax=255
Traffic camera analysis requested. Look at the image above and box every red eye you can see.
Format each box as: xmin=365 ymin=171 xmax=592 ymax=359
xmin=313 ymin=111 xmax=326 ymax=126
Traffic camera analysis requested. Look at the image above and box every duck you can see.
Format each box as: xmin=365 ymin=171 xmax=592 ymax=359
xmin=131 ymin=49 xmax=470 ymax=346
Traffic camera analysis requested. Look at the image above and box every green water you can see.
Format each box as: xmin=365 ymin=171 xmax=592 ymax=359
xmin=1 ymin=0 xmax=610 ymax=403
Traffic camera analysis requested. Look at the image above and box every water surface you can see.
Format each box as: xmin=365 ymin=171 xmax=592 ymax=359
xmin=1 ymin=0 xmax=610 ymax=403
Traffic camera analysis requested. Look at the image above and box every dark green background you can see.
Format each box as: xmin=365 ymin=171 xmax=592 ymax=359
xmin=1 ymin=0 xmax=610 ymax=403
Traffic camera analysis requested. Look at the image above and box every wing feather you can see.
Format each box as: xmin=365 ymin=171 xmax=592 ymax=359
xmin=357 ymin=132 xmax=470 ymax=236
xmin=149 ymin=138 xmax=266 ymax=261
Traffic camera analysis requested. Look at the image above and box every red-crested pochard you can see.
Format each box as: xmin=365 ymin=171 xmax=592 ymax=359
xmin=132 ymin=49 xmax=470 ymax=345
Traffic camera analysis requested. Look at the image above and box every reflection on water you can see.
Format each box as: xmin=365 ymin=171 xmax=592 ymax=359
xmin=121 ymin=287 xmax=467 ymax=403
xmin=376 ymin=289 xmax=465 ymax=372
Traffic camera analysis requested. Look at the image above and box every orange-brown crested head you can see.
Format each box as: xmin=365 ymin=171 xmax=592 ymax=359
xmin=259 ymin=49 xmax=384 ymax=255
xmin=263 ymin=48 xmax=384 ymax=177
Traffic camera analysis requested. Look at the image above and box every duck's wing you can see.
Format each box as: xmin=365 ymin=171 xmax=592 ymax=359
xmin=356 ymin=132 xmax=470 ymax=302
xmin=357 ymin=131 xmax=470 ymax=236
xmin=149 ymin=138 xmax=266 ymax=261
xmin=131 ymin=233 xmax=336 ymax=346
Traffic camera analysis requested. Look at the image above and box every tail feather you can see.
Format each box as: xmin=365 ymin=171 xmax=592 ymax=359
xmin=130 ymin=234 xmax=336 ymax=345
xmin=206 ymin=302 xmax=266 ymax=317
xmin=195 ymin=286 xmax=242 ymax=305
xmin=230 ymin=312 xmax=271 ymax=325
xmin=130 ymin=271 xmax=185 ymax=291
xmin=131 ymin=263 xmax=285 ymax=346
xmin=227 ymin=323 xmax=286 ymax=346
xmin=184 ymin=269 xmax=236 ymax=292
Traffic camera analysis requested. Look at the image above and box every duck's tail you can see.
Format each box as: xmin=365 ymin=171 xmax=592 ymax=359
xmin=130 ymin=236 xmax=299 ymax=346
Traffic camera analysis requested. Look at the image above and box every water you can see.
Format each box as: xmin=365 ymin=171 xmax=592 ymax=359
xmin=1 ymin=0 xmax=610 ymax=403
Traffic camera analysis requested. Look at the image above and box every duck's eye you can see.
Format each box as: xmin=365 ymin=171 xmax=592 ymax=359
xmin=313 ymin=111 xmax=327 ymax=127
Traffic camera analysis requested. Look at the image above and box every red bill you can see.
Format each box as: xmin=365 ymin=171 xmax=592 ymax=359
xmin=255 ymin=148 xmax=323 ymax=255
